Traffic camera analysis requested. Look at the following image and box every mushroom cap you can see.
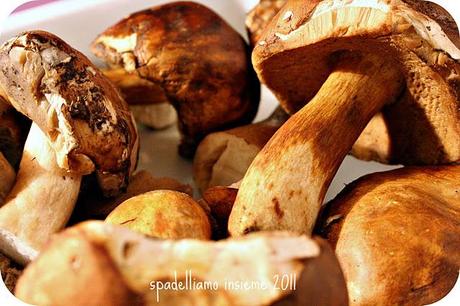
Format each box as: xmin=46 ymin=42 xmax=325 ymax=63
xmin=318 ymin=165 xmax=460 ymax=305
xmin=0 ymin=31 xmax=139 ymax=196
xmin=91 ymin=1 xmax=260 ymax=156
xmin=105 ymin=190 xmax=211 ymax=240
xmin=253 ymin=0 xmax=460 ymax=163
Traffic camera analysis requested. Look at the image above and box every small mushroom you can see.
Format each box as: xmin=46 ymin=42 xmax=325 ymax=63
xmin=194 ymin=107 xmax=289 ymax=192
xmin=246 ymin=0 xmax=287 ymax=47
xmin=91 ymin=1 xmax=260 ymax=157
xmin=317 ymin=165 xmax=460 ymax=306
xmin=202 ymin=185 xmax=239 ymax=239
xmin=74 ymin=170 xmax=193 ymax=220
xmin=105 ymin=190 xmax=211 ymax=240
xmin=229 ymin=0 xmax=460 ymax=236
xmin=15 ymin=221 xmax=348 ymax=306
xmin=101 ymin=68 xmax=177 ymax=129
xmin=0 ymin=31 xmax=139 ymax=264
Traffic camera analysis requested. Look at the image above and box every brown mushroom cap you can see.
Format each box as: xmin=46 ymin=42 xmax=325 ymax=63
xmin=91 ymin=1 xmax=260 ymax=157
xmin=254 ymin=0 xmax=460 ymax=164
xmin=0 ymin=31 xmax=139 ymax=195
xmin=72 ymin=170 xmax=193 ymax=221
xmin=317 ymin=165 xmax=460 ymax=305
xmin=105 ymin=190 xmax=211 ymax=240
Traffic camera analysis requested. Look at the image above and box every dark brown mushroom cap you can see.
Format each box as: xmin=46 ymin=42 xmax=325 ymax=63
xmin=0 ymin=31 xmax=139 ymax=196
xmin=253 ymin=0 xmax=460 ymax=163
xmin=91 ymin=1 xmax=260 ymax=157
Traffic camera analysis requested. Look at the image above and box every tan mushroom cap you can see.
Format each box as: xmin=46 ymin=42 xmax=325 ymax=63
xmin=318 ymin=165 xmax=460 ymax=305
xmin=105 ymin=190 xmax=211 ymax=240
xmin=254 ymin=0 xmax=460 ymax=164
xmin=0 ymin=31 xmax=139 ymax=195
xmin=91 ymin=1 xmax=260 ymax=157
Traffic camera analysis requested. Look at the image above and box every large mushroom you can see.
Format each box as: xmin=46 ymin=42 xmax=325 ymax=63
xmin=15 ymin=221 xmax=348 ymax=306
xmin=317 ymin=165 xmax=460 ymax=305
xmin=0 ymin=31 xmax=139 ymax=264
xmin=91 ymin=1 xmax=260 ymax=157
xmin=249 ymin=0 xmax=460 ymax=165
xmin=229 ymin=0 xmax=460 ymax=236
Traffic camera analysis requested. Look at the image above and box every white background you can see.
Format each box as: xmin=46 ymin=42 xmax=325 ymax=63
xmin=0 ymin=1 xmax=458 ymax=305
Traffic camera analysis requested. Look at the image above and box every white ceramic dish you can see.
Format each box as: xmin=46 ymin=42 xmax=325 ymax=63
xmin=0 ymin=1 xmax=458 ymax=305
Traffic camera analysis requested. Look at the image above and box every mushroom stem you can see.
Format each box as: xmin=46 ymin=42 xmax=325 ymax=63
xmin=0 ymin=123 xmax=81 ymax=265
xmin=229 ymin=53 xmax=404 ymax=236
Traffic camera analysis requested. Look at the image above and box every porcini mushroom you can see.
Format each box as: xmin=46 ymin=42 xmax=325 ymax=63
xmin=74 ymin=170 xmax=193 ymax=220
xmin=15 ymin=221 xmax=348 ymax=306
xmin=229 ymin=0 xmax=460 ymax=236
xmin=105 ymin=190 xmax=211 ymax=240
xmin=91 ymin=1 xmax=260 ymax=157
xmin=318 ymin=165 xmax=460 ymax=305
xmin=202 ymin=185 xmax=239 ymax=239
xmin=194 ymin=107 xmax=289 ymax=192
xmin=0 ymin=31 xmax=139 ymax=264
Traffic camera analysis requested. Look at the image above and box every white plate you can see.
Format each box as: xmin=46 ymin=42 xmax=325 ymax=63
xmin=0 ymin=1 xmax=458 ymax=305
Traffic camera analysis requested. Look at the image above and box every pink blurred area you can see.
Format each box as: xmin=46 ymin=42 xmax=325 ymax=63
xmin=12 ymin=0 xmax=60 ymax=13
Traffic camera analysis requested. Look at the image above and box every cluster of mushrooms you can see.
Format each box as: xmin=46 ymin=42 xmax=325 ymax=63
xmin=0 ymin=0 xmax=459 ymax=305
